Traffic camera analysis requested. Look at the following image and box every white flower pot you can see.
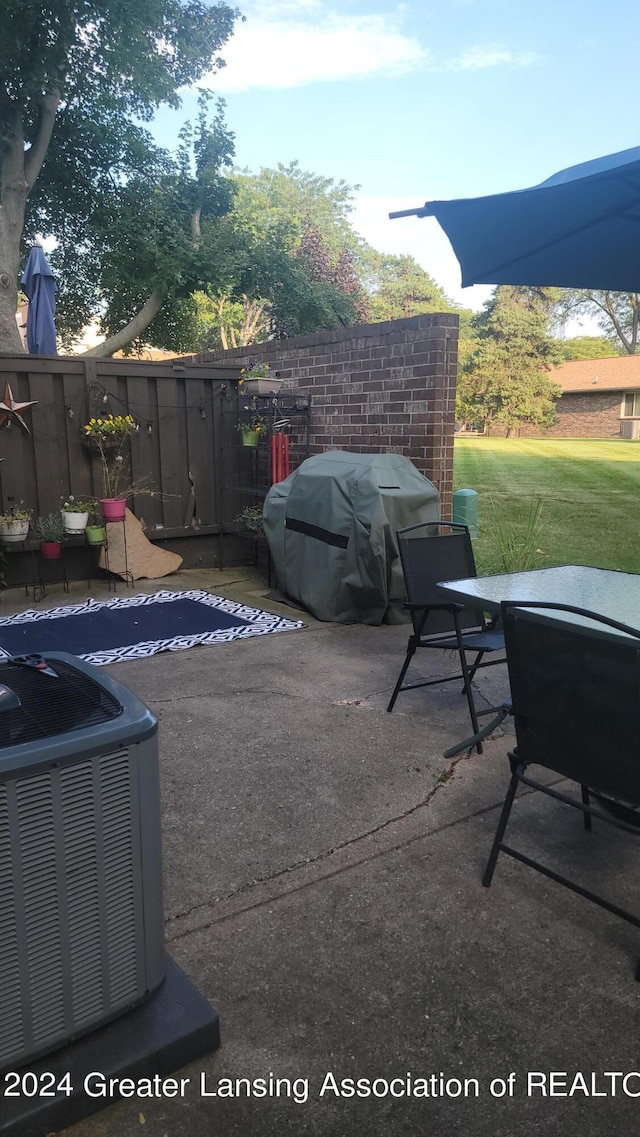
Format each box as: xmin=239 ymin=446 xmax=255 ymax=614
xmin=243 ymin=378 xmax=284 ymax=396
xmin=61 ymin=509 xmax=89 ymax=533
xmin=0 ymin=520 xmax=30 ymax=543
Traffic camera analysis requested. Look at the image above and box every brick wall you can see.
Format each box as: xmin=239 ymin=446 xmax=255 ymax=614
xmin=552 ymin=392 xmax=623 ymax=437
xmin=193 ymin=313 xmax=459 ymax=515
xmin=487 ymin=391 xmax=624 ymax=438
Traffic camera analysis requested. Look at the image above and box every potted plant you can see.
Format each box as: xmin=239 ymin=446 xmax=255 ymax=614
xmin=34 ymin=512 xmax=65 ymax=559
xmin=234 ymin=505 xmax=264 ymax=533
xmin=239 ymin=362 xmax=283 ymax=397
xmin=0 ymin=505 xmax=31 ymax=543
xmin=85 ymin=501 xmax=106 ymax=545
xmin=238 ymin=414 xmax=268 ymax=447
xmin=60 ymin=496 xmax=92 ymax=533
xmin=82 ymin=413 xmax=137 ymax=520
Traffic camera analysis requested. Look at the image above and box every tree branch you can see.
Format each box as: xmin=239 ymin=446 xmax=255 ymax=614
xmin=24 ymin=90 xmax=60 ymax=191
xmin=603 ymin=293 xmax=632 ymax=353
xmin=80 ymin=289 xmax=166 ymax=357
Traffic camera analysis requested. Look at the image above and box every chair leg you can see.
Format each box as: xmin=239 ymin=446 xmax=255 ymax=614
xmin=453 ymin=623 xmax=483 ymax=752
xmin=387 ymin=641 xmax=416 ymax=712
xmin=483 ymin=771 xmax=519 ymax=887
xmin=581 ymin=784 xmax=592 ymax=832
xmin=466 ymin=649 xmax=486 ymax=686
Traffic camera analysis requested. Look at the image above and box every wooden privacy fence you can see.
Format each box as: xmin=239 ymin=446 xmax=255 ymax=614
xmin=0 ymin=353 xmax=243 ymax=537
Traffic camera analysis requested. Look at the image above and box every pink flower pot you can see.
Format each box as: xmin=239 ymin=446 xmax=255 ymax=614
xmin=100 ymin=498 xmax=127 ymax=522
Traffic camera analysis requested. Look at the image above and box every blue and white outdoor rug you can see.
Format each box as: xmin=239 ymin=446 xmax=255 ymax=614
xmin=0 ymin=589 xmax=304 ymax=666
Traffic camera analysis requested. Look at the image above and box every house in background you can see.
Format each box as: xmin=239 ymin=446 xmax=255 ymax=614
xmin=546 ymin=355 xmax=640 ymax=438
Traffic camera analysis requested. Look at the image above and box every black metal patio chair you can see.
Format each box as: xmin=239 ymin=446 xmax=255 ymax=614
xmin=386 ymin=521 xmax=505 ymax=752
xmin=484 ymin=601 xmax=640 ymax=978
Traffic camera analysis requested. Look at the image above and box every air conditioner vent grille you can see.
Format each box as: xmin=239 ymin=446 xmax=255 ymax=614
xmin=0 ymin=658 xmax=122 ymax=749
xmin=0 ymin=747 xmax=144 ymax=1068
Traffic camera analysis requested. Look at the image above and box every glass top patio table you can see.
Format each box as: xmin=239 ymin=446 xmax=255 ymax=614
xmin=436 ymin=564 xmax=640 ymax=635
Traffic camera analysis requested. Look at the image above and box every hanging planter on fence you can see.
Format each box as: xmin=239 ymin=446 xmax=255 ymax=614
xmin=241 ymin=427 xmax=260 ymax=448
xmin=242 ymin=377 xmax=284 ymax=396
xmin=239 ymin=363 xmax=283 ymax=398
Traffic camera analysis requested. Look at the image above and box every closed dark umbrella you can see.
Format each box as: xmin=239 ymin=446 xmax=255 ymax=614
xmin=390 ymin=146 xmax=640 ymax=292
xmin=21 ymin=244 xmax=58 ymax=355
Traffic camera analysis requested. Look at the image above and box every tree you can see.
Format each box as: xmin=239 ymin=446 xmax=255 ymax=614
xmin=173 ymin=172 xmax=473 ymax=352
xmin=188 ymin=289 xmax=269 ymax=351
xmin=556 ymin=335 xmax=623 ymax=361
xmin=78 ymin=94 xmax=237 ymax=356
xmin=460 ymin=287 xmax=563 ymax=435
xmin=559 ymin=291 xmax=640 ymax=354
xmin=161 ymin=163 xmax=373 ymax=351
xmin=0 ymin=0 xmax=239 ymax=352
xmin=363 ymin=251 xmax=458 ymax=322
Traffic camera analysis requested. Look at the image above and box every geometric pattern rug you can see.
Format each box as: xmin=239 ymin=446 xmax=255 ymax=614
xmin=0 ymin=588 xmax=304 ymax=666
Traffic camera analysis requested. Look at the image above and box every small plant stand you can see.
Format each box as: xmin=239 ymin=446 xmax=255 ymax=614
xmin=32 ymin=546 xmax=69 ymax=603
xmin=101 ymin=516 xmax=134 ymax=590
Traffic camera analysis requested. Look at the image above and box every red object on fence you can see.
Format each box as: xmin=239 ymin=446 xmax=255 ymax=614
xmin=270 ymin=432 xmax=291 ymax=484
xmin=270 ymin=433 xmax=278 ymax=484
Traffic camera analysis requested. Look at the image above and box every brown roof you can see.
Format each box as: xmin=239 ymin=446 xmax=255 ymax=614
xmin=550 ymin=354 xmax=640 ymax=393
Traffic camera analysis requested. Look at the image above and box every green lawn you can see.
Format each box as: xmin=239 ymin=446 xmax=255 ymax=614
xmin=453 ymin=436 xmax=640 ymax=574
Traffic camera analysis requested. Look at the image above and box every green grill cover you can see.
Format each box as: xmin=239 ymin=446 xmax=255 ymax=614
xmin=263 ymin=451 xmax=440 ymax=624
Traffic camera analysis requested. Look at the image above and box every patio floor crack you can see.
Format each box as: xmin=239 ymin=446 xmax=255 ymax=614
xmin=165 ymin=754 xmax=542 ymax=943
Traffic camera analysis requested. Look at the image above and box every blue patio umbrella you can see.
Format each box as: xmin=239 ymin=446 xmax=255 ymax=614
xmin=21 ymin=244 xmax=58 ymax=355
xmin=389 ymin=146 xmax=640 ymax=293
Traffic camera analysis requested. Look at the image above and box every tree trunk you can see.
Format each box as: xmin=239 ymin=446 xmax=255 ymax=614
xmin=81 ymin=289 xmax=166 ymax=357
xmin=0 ymin=106 xmax=28 ymax=352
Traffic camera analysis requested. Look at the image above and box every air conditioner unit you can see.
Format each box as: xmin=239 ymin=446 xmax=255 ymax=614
xmin=0 ymin=652 xmax=164 ymax=1072
xmin=621 ymin=418 xmax=640 ymax=439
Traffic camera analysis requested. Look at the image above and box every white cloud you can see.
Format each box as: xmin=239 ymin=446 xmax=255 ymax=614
xmin=209 ymin=11 xmax=427 ymax=92
xmin=203 ymin=5 xmax=541 ymax=93
xmin=352 ymin=194 xmax=494 ymax=311
xmin=445 ymin=44 xmax=540 ymax=71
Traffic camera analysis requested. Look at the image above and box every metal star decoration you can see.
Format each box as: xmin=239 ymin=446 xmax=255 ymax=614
xmin=0 ymin=382 xmax=37 ymax=434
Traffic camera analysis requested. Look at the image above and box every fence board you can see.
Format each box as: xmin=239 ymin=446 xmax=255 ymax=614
xmin=0 ymin=353 xmax=242 ymax=536
xmin=156 ymin=377 xmax=184 ymax=529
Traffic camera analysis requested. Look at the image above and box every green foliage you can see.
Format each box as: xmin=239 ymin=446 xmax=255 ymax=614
xmin=1 ymin=1 xmax=239 ymax=114
xmin=161 ymin=162 xmax=373 ymax=350
xmin=34 ymin=513 xmax=65 ymax=542
xmin=234 ymin=505 xmax=264 ymax=533
xmin=460 ymin=287 xmax=564 ymax=434
xmin=479 ymin=497 xmax=546 ymax=574
xmin=363 ymin=251 xmax=457 ymax=322
xmin=558 ymin=291 xmax=640 ymax=354
xmin=170 ymin=166 xmax=468 ymax=351
xmin=2 ymin=0 xmax=240 ymax=350
xmin=49 ymin=91 xmax=237 ymax=349
xmin=0 ymin=505 xmax=31 ymax=522
xmin=556 ymin=335 xmax=623 ymax=360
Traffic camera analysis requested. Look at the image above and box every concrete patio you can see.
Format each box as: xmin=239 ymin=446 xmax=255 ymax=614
xmin=2 ymin=566 xmax=639 ymax=1137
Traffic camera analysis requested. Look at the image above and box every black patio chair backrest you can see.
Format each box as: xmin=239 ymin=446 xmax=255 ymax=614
xmin=398 ymin=521 xmax=484 ymax=638
xmin=502 ymin=601 xmax=640 ymax=804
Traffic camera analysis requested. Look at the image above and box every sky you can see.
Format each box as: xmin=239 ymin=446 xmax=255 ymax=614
xmin=152 ymin=0 xmax=639 ymax=328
